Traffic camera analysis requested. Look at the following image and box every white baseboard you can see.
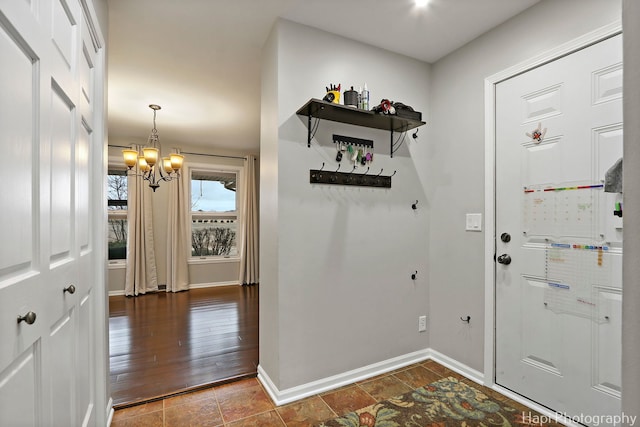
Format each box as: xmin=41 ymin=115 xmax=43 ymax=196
xmin=106 ymin=397 xmax=114 ymax=427
xmin=108 ymin=290 xmax=125 ymax=297
xmin=107 ymin=281 xmax=240 ymax=296
xmin=258 ymin=348 xmax=488 ymax=407
xmin=189 ymin=280 xmax=240 ymax=289
xmin=425 ymin=348 xmax=485 ymax=386
xmin=258 ymin=349 xmax=431 ymax=406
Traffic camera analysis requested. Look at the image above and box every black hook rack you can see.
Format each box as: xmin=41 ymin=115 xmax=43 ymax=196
xmin=310 ymin=166 xmax=394 ymax=188
xmin=411 ymin=271 xmax=418 ymax=280
xmin=461 ymin=316 xmax=471 ymax=323
xmin=412 ymin=200 xmax=419 ymax=210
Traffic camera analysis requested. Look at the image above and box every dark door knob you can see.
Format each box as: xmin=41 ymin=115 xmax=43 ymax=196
xmin=497 ymin=254 xmax=512 ymax=265
xmin=500 ymin=233 xmax=511 ymax=243
xmin=17 ymin=311 xmax=37 ymax=325
xmin=63 ymin=284 xmax=76 ymax=294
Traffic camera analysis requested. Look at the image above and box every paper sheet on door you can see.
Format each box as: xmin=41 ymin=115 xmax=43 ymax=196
xmin=543 ymin=244 xmax=611 ymax=321
xmin=523 ymin=182 xmax=599 ymax=239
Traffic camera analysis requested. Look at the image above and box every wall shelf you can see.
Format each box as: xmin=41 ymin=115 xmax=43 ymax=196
xmin=296 ymin=98 xmax=426 ymax=157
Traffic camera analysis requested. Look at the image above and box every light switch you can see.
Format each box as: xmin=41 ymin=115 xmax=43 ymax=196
xmin=466 ymin=213 xmax=482 ymax=231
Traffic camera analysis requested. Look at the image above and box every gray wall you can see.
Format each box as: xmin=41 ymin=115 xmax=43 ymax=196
xmin=426 ymin=0 xmax=621 ymax=372
xmin=260 ymin=19 xmax=431 ymax=390
xmin=622 ymin=0 xmax=640 ymax=422
xmin=259 ymin=22 xmax=281 ymax=387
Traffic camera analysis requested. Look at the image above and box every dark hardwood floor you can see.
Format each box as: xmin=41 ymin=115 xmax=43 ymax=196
xmin=109 ymin=285 xmax=259 ymax=407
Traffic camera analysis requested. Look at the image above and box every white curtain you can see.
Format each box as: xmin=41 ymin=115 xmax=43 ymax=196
xmin=166 ymin=160 xmax=190 ymax=292
xmin=125 ymin=146 xmax=158 ymax=296
xmin=239 ymin=155 xmax=259 ymax=285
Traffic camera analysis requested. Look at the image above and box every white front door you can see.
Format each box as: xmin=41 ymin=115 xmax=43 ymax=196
xmin=0 ymin=1 xmax=105 ymax=426
xmin=495 ymin=34 xmax=623 ymax=424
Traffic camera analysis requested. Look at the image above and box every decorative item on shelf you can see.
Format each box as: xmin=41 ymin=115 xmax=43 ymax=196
xmin=323 ymin=83 xmax=341 ymax=104
xmin=343 ymin=86 xmax=358 ymax=108
xmin=372 ymin=100 xmax=422 ymax=121
xmin=361 ymin=82 xmax=369 ymax=110
xmin=372 ymin=99 xmax=394 ymax=115
xmin=122 ymin=104 xmax=184 ymax=192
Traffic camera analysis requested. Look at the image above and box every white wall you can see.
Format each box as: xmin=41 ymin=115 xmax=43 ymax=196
xmin=622 ymin=0 xmax=640 ymax=421
xmin=425 ymin=0 xmax=621 ymax=372
xmin=260 ymin=19 xmax=431 ymax=391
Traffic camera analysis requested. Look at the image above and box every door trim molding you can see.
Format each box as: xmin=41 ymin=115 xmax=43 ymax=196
xmin=482 ymin=20 xmax=622 ymax=388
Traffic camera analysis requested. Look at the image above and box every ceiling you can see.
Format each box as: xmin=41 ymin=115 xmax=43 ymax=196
xmin=107 ymin=0 xmax=539 ymax=153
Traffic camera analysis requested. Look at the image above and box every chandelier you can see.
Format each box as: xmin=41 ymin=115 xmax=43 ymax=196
xmin=122 ymin=104 xmax=184 ymax=192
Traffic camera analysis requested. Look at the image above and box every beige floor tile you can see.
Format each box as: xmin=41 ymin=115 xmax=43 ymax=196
xmin=277 ymin=395 xmax=337 ymax=426
xmin=216 ymin=381 xmax=275 ymax=423
xmin=358 ymin=374 xmax=413 ymax=401
xmin=320 ymin=385 xmax=376 ymax=416
xmin=164 ymin=398 xmax=224 ymax=427
xmin=112 ymin=401 xmax=163 ymax=421
xmin=225 ymin=410 xmax=286 ymax=426
xmin=110 ymin=410 xmax=163 ymax=427
xmin=392 ymin=365 xmax=442 ymax=388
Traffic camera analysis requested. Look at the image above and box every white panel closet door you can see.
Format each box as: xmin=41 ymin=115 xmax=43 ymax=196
xmin=0 ymin=1 xmax=104 ymax=425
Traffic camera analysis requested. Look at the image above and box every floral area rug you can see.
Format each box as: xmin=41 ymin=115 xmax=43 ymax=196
xmin=318 ymin=376 xmax=530 ymax=427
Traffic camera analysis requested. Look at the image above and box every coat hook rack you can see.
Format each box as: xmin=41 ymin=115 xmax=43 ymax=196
xmin=412 ymin=128 xmax=419 ymax=139
xmin=310 ymin=165 xmax=394 ymax=188
xmin=411 ymin=271 xmax=418 ymax=280
xmin=461 ymin=315 xmax=471 ymax=323
xmin=412 ymin=200 xmax=419 ymax=210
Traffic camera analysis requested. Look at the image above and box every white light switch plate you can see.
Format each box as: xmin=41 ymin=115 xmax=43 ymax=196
xmin=466 ymin=213 xmax=482 ymax=231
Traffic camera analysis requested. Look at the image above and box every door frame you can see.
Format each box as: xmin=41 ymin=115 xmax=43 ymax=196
xmin=482 ymin=20 xmax=622 ymax=409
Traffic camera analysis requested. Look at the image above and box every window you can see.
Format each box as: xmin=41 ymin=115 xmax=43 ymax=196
xmin=191 ymin=169 xmax=239 ymax=258
xmin=108 ymin=169 xmax=128 ymax=262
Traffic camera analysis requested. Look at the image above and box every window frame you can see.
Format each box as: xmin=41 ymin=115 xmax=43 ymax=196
xmin=188 ymin=163 xmax=243 ymax=264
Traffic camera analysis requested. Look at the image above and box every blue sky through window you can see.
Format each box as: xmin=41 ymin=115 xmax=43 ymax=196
xmin=191 ymin=179 xmax=236 ymax=212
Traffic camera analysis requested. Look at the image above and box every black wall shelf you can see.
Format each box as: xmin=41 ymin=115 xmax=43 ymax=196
xmin=296 ymin=98 xmax=426 ymax=157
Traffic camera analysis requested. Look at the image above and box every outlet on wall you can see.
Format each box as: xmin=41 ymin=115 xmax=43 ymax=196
xmin=418 ymin=315 xmax=427 ymax=332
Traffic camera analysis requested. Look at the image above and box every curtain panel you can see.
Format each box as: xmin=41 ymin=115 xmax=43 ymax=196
xmin=166 ymin=160 xmax=190 ymax=292
xmin=125 ymin=147 xmax=158 ymax=296
xmin=239 ymin=155 xmax=259 ymax=285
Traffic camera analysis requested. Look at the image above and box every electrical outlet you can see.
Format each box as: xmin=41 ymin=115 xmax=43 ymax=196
xmin=418 ymin=315 xmax=427 ymax=332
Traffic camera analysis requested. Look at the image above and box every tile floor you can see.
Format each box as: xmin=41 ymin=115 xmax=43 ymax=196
xmin=111 ymin=359 xmax=560 ymax=426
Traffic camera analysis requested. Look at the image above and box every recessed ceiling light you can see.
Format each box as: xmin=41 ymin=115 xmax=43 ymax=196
xmin=415 ymin=0 xmax=429 ymax=8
